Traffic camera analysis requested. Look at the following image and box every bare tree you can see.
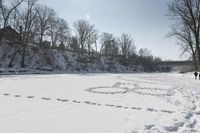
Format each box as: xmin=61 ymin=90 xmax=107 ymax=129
xmin=0 ymin=0 xmax=24 ymax=28
xmin=35 ymin=5 xmax=56 ymax=45
xmin=168 ymin=0 xmax=200 ymax=69
xmin=73 ymin=19 xmax=96 ymax=55
xmin=169 ymin=23 xmax=197 ymax=70
xmin=136 ymin=48 xmax=156 ymax=71
xmin=9 ymin=7 xmax=21 ymax=30
xmin=118 ymin=33 xmax=136 ymax=59
xmin=68 ymin=36 xmax=79 ymax=52
xmin=138 ymin=48 xmax=152 ymax=57
xmin=86 ymin=30 xmax=98 ymax=54
xmin=100 ymin=32 xmax=118 ymax=57
xmin=48 ymin=18 xmax=70 ymax=48
xmin=20 ymin=0 xmax=38 ymax=67
xmin=93 ymin=32 xmax=99 ymax=53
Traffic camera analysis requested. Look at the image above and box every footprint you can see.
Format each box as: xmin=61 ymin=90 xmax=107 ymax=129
xmin=112 ymin=82 xmax=121 ymax=87
xmin=97 ymin=103 xmax=101 ymax=106
xmin=72 ymin=100 xmax=81 ymax=103
xmin=186 ymin=120 xmax=197 ymax=128
xmin=84 ymin=101 xmax=91 ymax=104
xmin=90 ymin=102 xmax=97 ymax=105
xmin=105 ymin=104 xmax=115 ymax=107
xmin=131 ymin=107 xmax=142 ymax=110
xmin=174 ymin=122 xmax=184 ymax=127
xmin=195 ymin=111 xmax=200 ymax=115
xmin=57 ymin=98 xmax=62 ymax=101
xmin=163 ymin=122 xmax=184 ymax=132
xmin=83 ymin=101 xmax=99 ymax=106
xmin=27 ymin=96 xmax=34 ymax=98
xmin=14 ymin=95 xmax=21 ymax=97
xmin=3 ymin=93 xmax=10 ymax=96
xmin=57 ymin=99 xmax=69 ymax=102
xmin=145 ymin=124 xmax=155 ymax=129
xmin=115 ymin=105 xmax=123 ymax=108
xmin=41 ymin=97 xmax=51 ymax=100
xmin=163 ymin=125 xmax=179 ymax=132
xmin=185 ymin=112 xmax=193 ymax=119
xmin=160 ymin=110 xmax=174 ymax=114
xmin=147 ymin=108 xmax=158 ymax=112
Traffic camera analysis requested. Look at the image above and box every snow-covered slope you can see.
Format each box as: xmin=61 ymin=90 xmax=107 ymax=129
xmin=0 ymin=73 xmax=200 ymax=132
xmin=0 ymin=43 xmax=153 ymax=73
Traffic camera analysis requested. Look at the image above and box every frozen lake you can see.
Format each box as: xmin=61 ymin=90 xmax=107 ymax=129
xmin=0 ymin=73 xmax=200 ymax=133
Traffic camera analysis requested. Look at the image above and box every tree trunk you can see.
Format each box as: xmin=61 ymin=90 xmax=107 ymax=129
xmin=8 ymin=47 xmax=19 ymax=67
xmin=195 ymin=35 xmax=200 ymax=69
xmin=192 ymin=52 xmax=197 ymax=71
xmin=21 ymin=43 xmax=26 ymax=68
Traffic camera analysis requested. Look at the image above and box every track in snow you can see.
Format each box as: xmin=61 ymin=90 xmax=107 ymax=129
xmin=0 ymin=92 xmax=175 ymax=114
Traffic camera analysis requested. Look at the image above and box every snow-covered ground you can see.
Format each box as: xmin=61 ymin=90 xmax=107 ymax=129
xmin=0 ymin=73 xmax=200 ymax=133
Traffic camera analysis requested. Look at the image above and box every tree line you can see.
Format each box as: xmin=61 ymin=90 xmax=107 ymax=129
xmin=0 ymin=0 xmax=161 ymax=72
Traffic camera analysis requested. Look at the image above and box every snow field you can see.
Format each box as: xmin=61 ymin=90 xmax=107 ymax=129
xmin=0 ymin=73 xmax=200 ymax=132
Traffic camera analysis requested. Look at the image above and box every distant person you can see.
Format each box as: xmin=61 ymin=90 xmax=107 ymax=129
xmin=194 ymin=71 xmax=198 ymax=79
xmin=199 ymin=74 xmax=200 ymax=80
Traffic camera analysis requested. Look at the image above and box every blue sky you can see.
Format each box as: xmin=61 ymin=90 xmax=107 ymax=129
xmin=39 ymin=0 xmax=183 ymax=60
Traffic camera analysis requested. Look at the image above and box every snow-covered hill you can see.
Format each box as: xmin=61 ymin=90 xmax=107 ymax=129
xmin=0 ymin=73 xmax=200 ymax=133
xmin=0 ymin=42 xmax=157 ymax=73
